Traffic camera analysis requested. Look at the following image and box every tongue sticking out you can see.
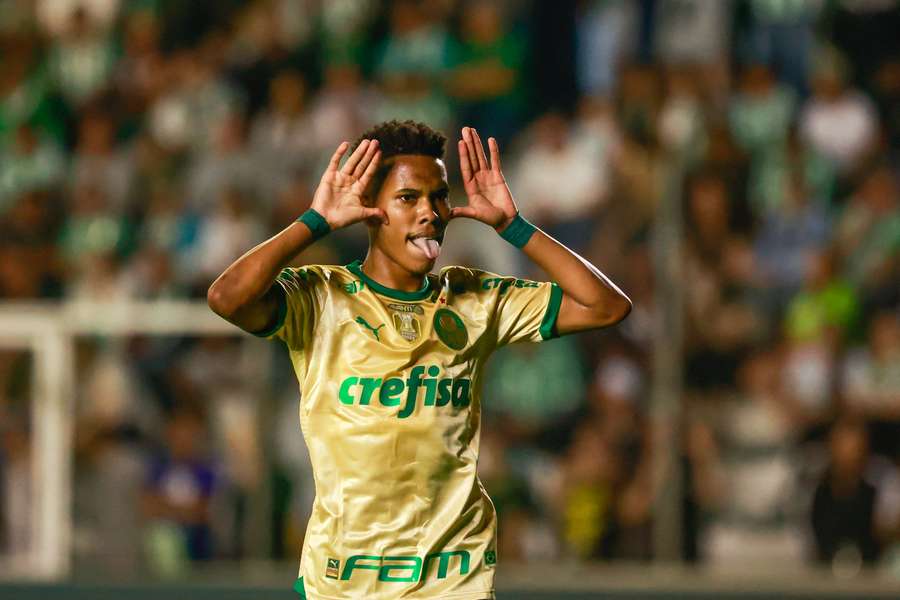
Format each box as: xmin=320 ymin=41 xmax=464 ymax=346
xmin=411 ymin=237 xmax=441 ymax=260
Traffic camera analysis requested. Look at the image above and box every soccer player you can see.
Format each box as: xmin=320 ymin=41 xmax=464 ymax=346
xmin=207 ymin=121 xmax=631 ymax=599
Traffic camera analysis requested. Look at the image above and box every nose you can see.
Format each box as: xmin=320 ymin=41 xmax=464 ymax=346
xmin=416 ymin=196 xmax=441 ymax=227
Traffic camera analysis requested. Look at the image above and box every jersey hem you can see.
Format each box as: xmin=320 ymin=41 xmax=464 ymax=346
xmin=295 ymin=583 xmax=494 ymax=600
xmin=539 ymin=282 xmax=562 ymax=340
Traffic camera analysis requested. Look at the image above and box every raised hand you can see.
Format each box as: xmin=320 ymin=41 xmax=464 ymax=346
xmin=452 ymin=127 xmax=518 ymax=230
xmin=310 ymin=139 xmax=387 ymax=229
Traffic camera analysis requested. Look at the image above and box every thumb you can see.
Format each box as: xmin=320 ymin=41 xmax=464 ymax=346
xmin=450 ymin=206 xmax=479 ymax=220
xmin=361 ymin=207 xmax=388 ymax=225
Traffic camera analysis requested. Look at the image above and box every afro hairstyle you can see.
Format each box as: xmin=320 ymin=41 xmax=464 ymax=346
xmin=352 ymin=119 xmax=447 ymax=161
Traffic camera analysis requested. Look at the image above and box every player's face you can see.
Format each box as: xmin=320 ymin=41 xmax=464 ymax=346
xmin=368 ymin=155 xmax=451 ymax=276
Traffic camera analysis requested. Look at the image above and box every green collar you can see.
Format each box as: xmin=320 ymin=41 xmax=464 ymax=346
xmin=346 ymin=260 xmax=433 ymax=302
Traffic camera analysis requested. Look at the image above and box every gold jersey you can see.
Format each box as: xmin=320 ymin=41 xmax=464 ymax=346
xmin=257 ymin=260 xmax=561 ymax=600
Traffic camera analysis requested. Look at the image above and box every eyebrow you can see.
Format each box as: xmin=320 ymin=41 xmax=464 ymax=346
xmin=393 ymin=186 xmax=449 ymax=195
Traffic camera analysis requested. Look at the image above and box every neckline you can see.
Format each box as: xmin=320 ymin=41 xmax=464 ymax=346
xmin=346 ymin=260 xmax=433 ymax=302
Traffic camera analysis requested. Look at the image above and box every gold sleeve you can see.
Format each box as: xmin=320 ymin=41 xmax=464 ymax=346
xmin=253 ymin=267 xmax=320 ymax=350
xmin=491 ymin=276 xmax=563 ymax=347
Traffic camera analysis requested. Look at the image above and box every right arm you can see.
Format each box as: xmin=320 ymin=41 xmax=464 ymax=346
xmin=207 ymin=139 xmax=384 ymax=334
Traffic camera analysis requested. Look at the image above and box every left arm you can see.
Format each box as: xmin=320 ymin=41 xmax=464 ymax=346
xmin=452 ymin=127 xmax=631 ymax=335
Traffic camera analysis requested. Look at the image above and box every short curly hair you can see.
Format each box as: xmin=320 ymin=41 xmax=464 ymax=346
xmin=352 ymin=119 xmax=446 ymax=161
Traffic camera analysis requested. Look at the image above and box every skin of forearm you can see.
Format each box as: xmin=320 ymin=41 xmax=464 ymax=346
xmin=521 ymin=229 xmax=630 ymax=315
xmin=208 ymin=222 xmax=313 ymax=318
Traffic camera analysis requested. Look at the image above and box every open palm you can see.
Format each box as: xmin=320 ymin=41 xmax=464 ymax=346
xmin=451 ymin=127 xmax=518 ymax=230
xmin=311 ymin=139 xmax=387 ymax=229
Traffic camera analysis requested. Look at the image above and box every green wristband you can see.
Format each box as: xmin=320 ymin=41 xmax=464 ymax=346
xmin=498 ymin=213 xmax=537 ymax=248
xmin=297 ymin=209 xmax=331 ymax=240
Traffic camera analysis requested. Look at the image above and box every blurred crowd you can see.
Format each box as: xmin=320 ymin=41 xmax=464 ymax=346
xmin=1 ymin=0 xmax=900 ymax=579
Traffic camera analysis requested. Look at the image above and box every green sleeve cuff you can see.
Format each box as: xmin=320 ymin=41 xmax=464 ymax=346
xmin=250 ymin=283 xmax=287 ymax=338
xmin=539 ymin=283 xmax=563 ymax=340
xmin=293 ymin=576 xmax=306 ymax=598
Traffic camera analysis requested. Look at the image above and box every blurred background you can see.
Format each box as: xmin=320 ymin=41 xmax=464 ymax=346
xmin=1 ymin=0 xmax=900 ymax=597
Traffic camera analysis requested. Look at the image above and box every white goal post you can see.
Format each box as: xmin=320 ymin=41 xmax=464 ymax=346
xmin=0 ymin=301 xmax=239 ymax=580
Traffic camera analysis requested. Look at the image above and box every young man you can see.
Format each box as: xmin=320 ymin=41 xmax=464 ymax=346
xmin=208 ymin=121 xmax=631 ymax=599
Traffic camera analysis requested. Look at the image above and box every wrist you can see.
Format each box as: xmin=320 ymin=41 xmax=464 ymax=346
xmin=494 ymin=213 xmax=517 ymax=234
xmin=498 ymin=213 xmax=537 ymax=249
xmin=297 ymin=208 xmax=331 ymax=240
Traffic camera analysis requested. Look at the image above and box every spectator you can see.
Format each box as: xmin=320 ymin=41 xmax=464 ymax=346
xmin=44 ymin=5 xmax=117 ymax=108
xmin=658 ymin=66 xmax=705 ymax=156
xmin=870 ymin=57 xmax=900 ymax=153
xmin=0 ymin=189 xmax=64 ymax=298
xmin=559 ymin=423 xmax=619 ymax=559
xmin=445 ymin=0 xmax=526 ymax=144
xmin=835 ymin=165 xmax=900 ymax=291
xmin=479 ymin=427 xmax=557 ymax=562
xmin=113 ymin=9 xmax=165 ymax=113
xmin=484 ymin=333 xmax=585 ymax=440
xmin=133 ymin=183 xmax=198 ymax=287
xmin=186 ymin=113 xmax=256 ymax=213
xmin=0 ymin=415 xmax=30 ymax=559
xmin=683 ymin=171 xmax=764 ymax=390
xmin=0 ymin=123 xmax=65 ymax=210
xmin=74 ymin=347 xmax=148 ymax=575
xmin=754 ymin=170 xmax=830 ymax=304
xmin=69 ymin=109 xmax=133 ymax=210
xmin=511 ymin=112 xmax=606 ymax=252
xmin=811 ymin=418 xmax=880 ymax=567
xmin=249 ymin=69 xmax=317 ymax=196
xmin=843 ymin=312 xmax=900 ymax=435
xmin=703 ymin=350 xmax=805 ymax=565
xmin=58 ymin=183 xmax=129 ymax=273
xmin=784 ymin=250 xmax=859 ymax=344
xmin=372 ymin=0 xmax=452 ymax=131
xmin=575 ymin=0 xmax=635 ymax=96
xmin=305 ymin=63 xmax=376 ymax=169
xmin=829 ymin=0 xmax=900 ymax=91
xmin=749 ymin=126 xmax=835 ymax=217
xmin=736 ymin=0 xmax=821 ymax=93
xmin=142 ymin=406 xmax=216 ymax=572
xmin=654 ymin=0 xmax=730 ymax=67
xmin=799 ymin=52 xmax=878 ymax=176
xmin=729 ymin=63 xmax=796 ymax=160
xmin=147 ymin=49 xmax=242 ymax=153
xmin=0 ymin=38 xmax=63 ymax=143
xmin=190 ymin=187 xmax=265 ymax=288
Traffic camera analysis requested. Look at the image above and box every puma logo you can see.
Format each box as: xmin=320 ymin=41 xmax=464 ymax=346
xmin=355 ymin=316 xmax=385 ymax=341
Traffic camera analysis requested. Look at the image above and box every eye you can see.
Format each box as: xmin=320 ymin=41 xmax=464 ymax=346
xmin=398 ymin=193 xmax=417 ymax=203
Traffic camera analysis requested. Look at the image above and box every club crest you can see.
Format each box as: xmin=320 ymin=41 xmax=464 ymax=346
xmin=434 ymin=309 xmax=468 ymax=350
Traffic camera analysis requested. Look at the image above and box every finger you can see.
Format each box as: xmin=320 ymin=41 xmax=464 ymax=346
xmin=449 ymin=206 xmax=479 ymax=220
xmin=471 ymin=128 xmax=489 ymax=172
xmin=326 ymin=141 xmax=349 ymax=174
xmin=462 ymin=127 xmax=480 ymax=175
xmin=341 ymin=139 xmax=370 ymax=175
xmin=362 ymin=207 xmax=388 ymax=225
xmin=458 ymin=140 xmax=473 ymax=182
xmin=357 ymin=150 xmax=381 ymax=190
xmin=353 ymin=140 xmax=379 ymax=179
xmin=488 ymin=137 xmax=503 ymax=174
